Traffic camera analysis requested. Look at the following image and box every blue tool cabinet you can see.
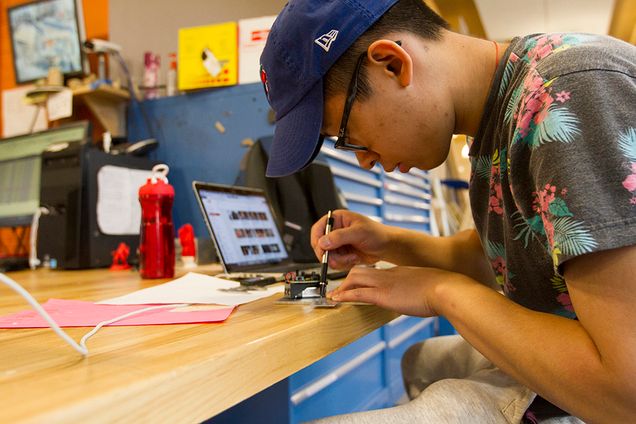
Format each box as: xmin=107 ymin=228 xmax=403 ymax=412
xmin=128 ymin=84 xmax=443 ymax=423
xmin=210 ymin=317 xmax=438 ymax=424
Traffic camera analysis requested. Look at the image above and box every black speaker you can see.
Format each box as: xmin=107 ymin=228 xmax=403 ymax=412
xmin=37 ymin=142 xmax=155 ymax=269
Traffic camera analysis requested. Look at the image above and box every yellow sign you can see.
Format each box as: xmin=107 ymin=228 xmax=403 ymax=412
xmin=178 ymin=22 xmax=238 ymax=90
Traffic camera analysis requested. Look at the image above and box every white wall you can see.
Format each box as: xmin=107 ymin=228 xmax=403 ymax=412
xmin=475 ymin=0 xmax=615 ymax=41
xmin=109 ymin=0 xmax=287 ymax=90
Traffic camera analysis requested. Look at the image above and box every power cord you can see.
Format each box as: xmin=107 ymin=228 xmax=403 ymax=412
xmin=0 ymin=272 xmax=187 ymax=357
xmin=29 ymin=206 xmax=49 ymax=270
xmin=1 ymin=272 xmax=87 ymax=356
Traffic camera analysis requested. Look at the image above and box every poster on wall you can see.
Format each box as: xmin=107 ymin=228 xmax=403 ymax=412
xmin=178 ymin=22 xmax=238 ymax=91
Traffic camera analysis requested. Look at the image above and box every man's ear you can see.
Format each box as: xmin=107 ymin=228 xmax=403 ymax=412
xmin=367 ymin=39 xmax=412 ymax=87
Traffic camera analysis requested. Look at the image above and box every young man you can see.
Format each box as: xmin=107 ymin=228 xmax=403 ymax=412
xmin=260 ymin=0 xmax=636 ymax=422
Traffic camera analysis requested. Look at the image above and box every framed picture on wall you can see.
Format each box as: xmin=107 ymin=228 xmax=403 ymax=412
xmin=8 ymin=0 xmax=86 ymax=84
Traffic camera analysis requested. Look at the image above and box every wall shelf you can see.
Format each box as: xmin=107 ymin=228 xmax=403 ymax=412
xmin=71 ymin=85 xmax=129 ymax=138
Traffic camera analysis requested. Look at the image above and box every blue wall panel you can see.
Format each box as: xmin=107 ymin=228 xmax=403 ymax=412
xmin=128 ymin=83 xmax=274 ymax=238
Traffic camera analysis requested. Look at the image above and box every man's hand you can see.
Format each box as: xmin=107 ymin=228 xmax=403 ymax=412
xmin=327 ymin=265 xmax=472 ymax=317
xmin=310 ymin=210 xmax=393 ymax=269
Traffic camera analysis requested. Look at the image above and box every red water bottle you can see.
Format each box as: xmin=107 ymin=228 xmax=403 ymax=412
xmin=138 ymin=164 xmax=175 ymax=279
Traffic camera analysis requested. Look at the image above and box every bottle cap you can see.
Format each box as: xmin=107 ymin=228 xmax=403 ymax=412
xmin=139 ymin=177 xmax=174 ymax=197
xmin=139 ymin=164 xmax=174 ymax=197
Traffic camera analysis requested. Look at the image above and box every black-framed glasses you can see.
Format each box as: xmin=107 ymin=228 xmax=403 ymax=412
xmin=334 ymin=51 xmax=367 ymax=152
xmin=334 ymin=40 xmax=402 ymax=152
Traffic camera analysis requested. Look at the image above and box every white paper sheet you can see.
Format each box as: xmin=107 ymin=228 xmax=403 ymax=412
xmin=1 ymin=85 xmax=47 ymax=137
xmin=100 ymin=272 xmax=284 ymax=306
xmin=47 ymin=88 xmax=73 ymax=121
xmin=96 ymin=165 xmax=152 ymax=235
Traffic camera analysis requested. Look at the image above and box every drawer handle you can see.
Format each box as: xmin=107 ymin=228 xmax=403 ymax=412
xmin=385 ymin=172 xmax=431 ymax=190
xmin=343 ymin=192 xmax=384 ymax=206
xmin=387 ymin=317 xmax=435 ymax=350
xmin=386 ymin=315 xmax=409 ymax=327
xmin=384 ymin=213 xmax=430 ymax=224
xmin=290 ymin=341 xmax=386 ymax=405
xmin=384 ymin=195 xmax=430 ymax=210
xmin=384 ymin=182 xmax=431 ymax=200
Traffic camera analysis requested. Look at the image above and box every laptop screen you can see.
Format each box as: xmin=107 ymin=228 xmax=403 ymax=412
xmin=194 ymin=183 xmax=289 ymax=272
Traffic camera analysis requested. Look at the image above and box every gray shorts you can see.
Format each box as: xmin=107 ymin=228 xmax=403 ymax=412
xmin=309 ymin=335 xmax=584 ymax=424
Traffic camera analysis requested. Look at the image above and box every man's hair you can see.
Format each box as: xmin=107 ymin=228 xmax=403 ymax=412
xmin=324 ymin=0 xmax=448 ymax=102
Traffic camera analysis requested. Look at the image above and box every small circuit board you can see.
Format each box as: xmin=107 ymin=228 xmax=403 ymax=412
xmin=275 ymin=270 xmax=338 ymax=308
xmin=283 ymin=271 xmax=322 ymax=299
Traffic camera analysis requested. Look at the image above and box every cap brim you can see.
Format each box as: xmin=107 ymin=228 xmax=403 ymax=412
xmin=266 ymin=81 xmax=324 ymax=177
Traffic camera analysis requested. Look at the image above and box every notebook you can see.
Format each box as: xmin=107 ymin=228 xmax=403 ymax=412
xmin=192 ymin=181 xmax=321 ymax=276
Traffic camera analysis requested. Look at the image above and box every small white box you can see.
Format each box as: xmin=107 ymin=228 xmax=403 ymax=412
xmin=238 ymin=16 xmax=276 ymax=85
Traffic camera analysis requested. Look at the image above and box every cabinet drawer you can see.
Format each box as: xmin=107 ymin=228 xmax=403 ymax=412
xmin=384 ymin=202 xmax=431 ymax=218
xmin=290 ymin=328 xmax=384 ymax=391
xmin=385 ymin=171 xmax=431 ymax=190
xmin=384 ymin=180 xmax=431 ymax=200
xmin=345 ymin=200 xmax=382 ymax=218
xmin=290 ymin=329 xmax=387 ymax=422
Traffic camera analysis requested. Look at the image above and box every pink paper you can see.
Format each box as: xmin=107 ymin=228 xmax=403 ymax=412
xmin=0 ymin=299 xmax=235 ymax=328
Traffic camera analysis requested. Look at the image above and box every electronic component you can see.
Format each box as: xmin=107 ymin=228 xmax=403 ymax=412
xmin=283 ymin=271 xmax=322 ymax=299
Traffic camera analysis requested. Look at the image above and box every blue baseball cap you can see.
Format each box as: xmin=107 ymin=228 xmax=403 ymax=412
xmin=260 ymin=0 xmax=400 ymax=177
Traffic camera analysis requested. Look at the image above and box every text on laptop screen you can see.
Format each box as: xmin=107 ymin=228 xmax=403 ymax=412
xmin=199 ymin=189 xmax=288 ymax=268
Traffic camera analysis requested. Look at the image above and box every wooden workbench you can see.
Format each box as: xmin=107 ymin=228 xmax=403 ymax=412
xmin=0 ymin=266 xmax=397 ymax=423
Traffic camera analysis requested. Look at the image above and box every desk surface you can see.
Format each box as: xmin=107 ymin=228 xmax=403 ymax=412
xmin=0 ymin=267 xmax=397 ymax=423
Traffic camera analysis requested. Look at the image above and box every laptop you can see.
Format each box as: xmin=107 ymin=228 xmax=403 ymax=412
xmin=192 ymin=181 xmax=321 ymax=277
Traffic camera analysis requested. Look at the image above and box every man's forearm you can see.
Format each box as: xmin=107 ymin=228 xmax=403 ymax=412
xmin=435 ymin=277 xmax=636 ymax=423
xmin=385 ymin=228 xmax=495 ymax=285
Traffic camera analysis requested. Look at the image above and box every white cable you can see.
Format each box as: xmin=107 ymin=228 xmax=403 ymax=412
xmin=29 ymin=207 xmax=49 ymax=270
xmin=78 ymin=303 xmax=188 ymax=350
xmin=0 ymin=272 xmax=188 ymax=357
xmin=0 ymin=272 xmax=87 ymax=356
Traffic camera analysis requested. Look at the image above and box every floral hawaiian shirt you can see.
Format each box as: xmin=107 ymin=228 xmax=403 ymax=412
xmin=470 ymin=33 xmax=636 ymax=318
